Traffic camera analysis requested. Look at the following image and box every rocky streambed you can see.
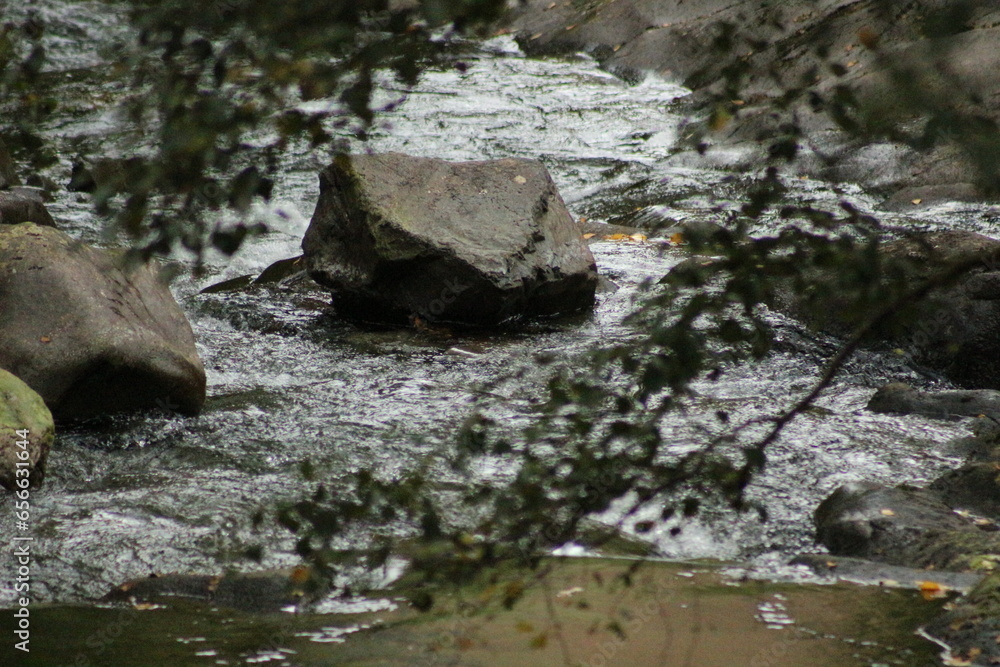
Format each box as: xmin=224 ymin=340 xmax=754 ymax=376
xmin=5 ymin=1 xmax=1000 ymax=664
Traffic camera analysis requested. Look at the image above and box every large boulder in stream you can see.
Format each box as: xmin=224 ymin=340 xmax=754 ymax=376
xmin=302 ymin=153 xmax=598 ymax=326
xmin=0 ymin=223 xmax=206 ymax=420
xmin=814 ymin=483 xmax=1000 ymax=571
xmin=781 ymin=230 xmax=1000 ymax=389
xmin=0 ymin=368 xmax=54 ymax=490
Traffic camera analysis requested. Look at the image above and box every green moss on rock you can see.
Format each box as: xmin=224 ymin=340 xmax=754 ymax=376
xmin=0 ymin=367 xmax=54 ymax=489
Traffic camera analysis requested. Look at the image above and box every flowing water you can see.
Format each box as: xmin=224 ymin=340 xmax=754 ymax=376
xmin=4 ymin=1 xmax=1000 ymax=663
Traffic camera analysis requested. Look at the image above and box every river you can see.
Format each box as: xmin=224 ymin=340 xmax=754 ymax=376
xmin=3 ymin=1 xmax=999 ymax=664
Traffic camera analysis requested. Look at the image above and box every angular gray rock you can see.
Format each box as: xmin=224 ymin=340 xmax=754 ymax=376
xmin=0 ymin=223 xmax=206 ymax=419
xmin=302 ymin=153 xmax=598 ymax=326
xmin=815 ymin=483 xmax=968 ymax=559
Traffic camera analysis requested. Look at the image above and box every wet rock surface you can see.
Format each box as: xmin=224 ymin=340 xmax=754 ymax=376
xmin=778 ymin=230 xmax=1000 ymax=389
xmin=879 ymin=231 xmax=1000 ymax=390
xmin=790 ymin=553 xmax=985 ymax=592
xmin=813 ymin=483 xmax=988 ymax=569
xmin=867 ymin=383 xmax=1000 ymax=419
xmin=930 ymin=463 xmax=1000 ymax=519
xmin=0 ymin=223 xmax=206 ymax=419
xmin=923 ymin=572 xmax=1000 ymax=666
xmin=508 ymin=0 xmax=1000 ymax=199
xmin=0 ymin=368 xmax=54 ymax=489
xmin=0 ymin=188 xmax=55 ymax=227
xmin=302 ymin=152 xmax=598 ymax=326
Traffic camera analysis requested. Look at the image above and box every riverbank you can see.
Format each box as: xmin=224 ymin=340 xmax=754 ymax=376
xmin=10 ymin=557 xmax=948 ymax=666
xmin=507 ymin=0 xmax=1000 ymax=207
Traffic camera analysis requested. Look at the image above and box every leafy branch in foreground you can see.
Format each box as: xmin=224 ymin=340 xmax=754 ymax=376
xmin=0 ymin=1 xmax=507 ymax=266
xmin=251 ymin=166 xmax=991 ymax=607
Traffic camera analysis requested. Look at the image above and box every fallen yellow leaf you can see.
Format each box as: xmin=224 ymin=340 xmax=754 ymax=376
xmin=918 ymin=580 xmax=948 ymax=601
xmin=669 ymin=232 xmax=684 ymax=245
xmin=911 ymin=198 xmax=922 ymax=204
xmin=880 ymin=508 xmax=895 ymax=516
xmin=582 ymin=232 xmax=596 ymax=239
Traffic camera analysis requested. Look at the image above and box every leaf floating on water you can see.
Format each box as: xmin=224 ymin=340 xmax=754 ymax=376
xmin=918 ymin=580 xmax=948 ymax=600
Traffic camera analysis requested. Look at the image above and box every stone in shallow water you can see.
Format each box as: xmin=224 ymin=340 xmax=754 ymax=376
xmin=0 ymin=368 xmax=53 ymax=489
xmin=0 ymin=223 xmax=206 ymax=419
xmin=302 ymin=152 xmax=598 ymax=326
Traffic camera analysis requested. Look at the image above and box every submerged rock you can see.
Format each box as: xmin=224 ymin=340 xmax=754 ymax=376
xmin=302 ymin=152 xmax=598 ymax=326
xmin=0 ymin=223 xmax=206 ymax=419
xmin=867 ymin=383 xmax=1000 ymax=419
xmin=0 ymin=368 xmax=54 ymax=490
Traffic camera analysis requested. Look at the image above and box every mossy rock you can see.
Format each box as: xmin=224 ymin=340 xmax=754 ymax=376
xmin=0 ymin=368 xmax=54 ymax=489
